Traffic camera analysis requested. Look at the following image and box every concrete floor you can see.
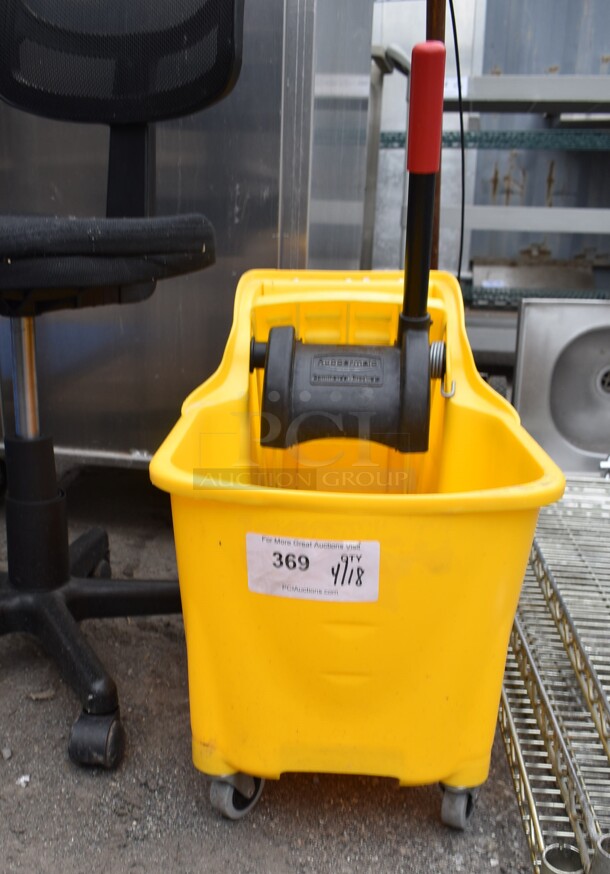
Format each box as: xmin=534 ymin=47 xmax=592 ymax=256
xmin=0 ymin=465 xmax=532 ymax=874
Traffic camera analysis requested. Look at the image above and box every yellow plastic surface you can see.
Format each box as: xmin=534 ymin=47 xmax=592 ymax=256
xmin=150 ymin=269 xmax=565 ymax=789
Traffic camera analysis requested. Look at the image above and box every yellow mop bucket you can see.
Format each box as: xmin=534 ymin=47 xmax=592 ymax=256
xmin=150 ymin=267 xmax=565 ymax=825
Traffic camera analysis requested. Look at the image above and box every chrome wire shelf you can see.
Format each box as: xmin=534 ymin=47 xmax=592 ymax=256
xmin=500 ymin=478 xmax=610 ymax=874
xmin=501 ymin=643 xmax=575 ymax=869
xmin=534 ymin=483 xmax=610 ymax=762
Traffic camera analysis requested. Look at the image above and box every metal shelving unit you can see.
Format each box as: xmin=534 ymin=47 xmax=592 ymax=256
xmin=500 ymin=478 xmax=610 ymax=873
xmin=500 ymin=652 xmax=576 ymax=863
xmin=378 ymin=75 xmax=610 ymax=244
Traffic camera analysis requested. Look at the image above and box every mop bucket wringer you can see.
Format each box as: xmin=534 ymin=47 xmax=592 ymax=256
xmin=150 ymin=266 xmax=565 ymax=825
xmin=151 ymin=39 xmax=564 ymax=827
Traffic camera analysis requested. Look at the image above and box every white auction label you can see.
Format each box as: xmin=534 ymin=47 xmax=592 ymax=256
xmin=246 ymin=533 xmax=380 ymax=603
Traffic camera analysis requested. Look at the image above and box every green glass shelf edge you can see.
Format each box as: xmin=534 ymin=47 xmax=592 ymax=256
xmin=380 ymin=129 xmax=610 ymax=151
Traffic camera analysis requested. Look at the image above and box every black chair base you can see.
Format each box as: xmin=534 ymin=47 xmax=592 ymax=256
xmin=0 ymin=437 xmax=181 ymax=769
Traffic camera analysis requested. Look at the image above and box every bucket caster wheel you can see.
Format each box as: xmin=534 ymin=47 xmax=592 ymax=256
xmin=209 ymin=775 xmax=265 ymax=820
xmin=68 ymin=709 xmax=125 ymax=769
xmin=440 ymin=785 xmax=479 ymax=830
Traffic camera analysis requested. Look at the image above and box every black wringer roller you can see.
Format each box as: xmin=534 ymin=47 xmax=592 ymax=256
xmin=250 ymin=41 xmax=447 ymax=453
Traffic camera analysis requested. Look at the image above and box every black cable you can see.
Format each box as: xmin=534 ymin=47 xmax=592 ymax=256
xmin=447 ymin=0 xmax=465 ymax=285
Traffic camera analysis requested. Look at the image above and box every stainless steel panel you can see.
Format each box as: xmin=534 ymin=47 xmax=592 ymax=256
xmin=277 ymin=0 xmax=374 ymax=270
xmin=0 ymin=0 xmax=375 ymax=464
xmin=444 ymin=74 xmax=610 ymax=114
xmin=0 ymin=0 xmax=285 ymax=464
xmin=307 ymin=0 xmax=374 ymax=270
xmin=445 ymin=205 xmax=610 ymax=235
xmin=513 ymin=299 xmax=610 ymax=474
xmin=278 ymin=0 xmax=316 ymax=269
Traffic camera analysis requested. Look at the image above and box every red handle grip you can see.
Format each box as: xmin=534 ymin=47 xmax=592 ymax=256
xmin=406 ymin=41 xmax=446 ymax=175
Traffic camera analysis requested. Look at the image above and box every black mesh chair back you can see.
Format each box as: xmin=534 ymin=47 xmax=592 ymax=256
xmin=0 ymin=0 xmax=245 ymax=316
xmin=0 ymin=0 xmax=243 ymax=124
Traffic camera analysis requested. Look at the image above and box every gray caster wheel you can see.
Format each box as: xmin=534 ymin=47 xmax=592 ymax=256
xmin=209 ymin=775 xmax=265 ymax=820
xmin=440 ymin=785 xmax=479 ymax=830
xmin=68 ymin=709 xmax=125 ymax=769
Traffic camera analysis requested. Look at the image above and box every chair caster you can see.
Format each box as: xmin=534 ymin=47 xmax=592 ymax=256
xmin=209 ymin=774 xmax=265 ymax=820
xmin=440 ymin=784 xmax=479 ymax=830
xmin=68 ymin=708 xmax=125 ymax=769
xmin=92 ymin=558 xmax=111 ymax=579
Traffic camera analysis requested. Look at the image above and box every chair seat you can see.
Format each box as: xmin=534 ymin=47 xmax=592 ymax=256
xmin=0 ymin=213 xmax=215 ymax=316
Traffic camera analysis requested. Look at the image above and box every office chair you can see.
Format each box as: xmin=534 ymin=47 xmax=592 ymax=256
xmin=0 ymin=0 xmax=244 ymax=769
